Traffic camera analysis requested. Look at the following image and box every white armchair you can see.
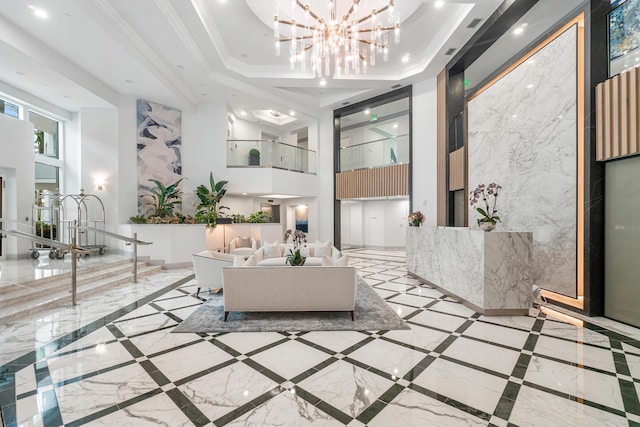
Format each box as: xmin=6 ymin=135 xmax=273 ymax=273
xmin=191 ymin=251 xmax=237 ymax=296
xmin=228 ymin=237 xmax=258 ymax=257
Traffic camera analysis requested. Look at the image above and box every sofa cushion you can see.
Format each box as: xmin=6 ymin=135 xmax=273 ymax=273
xmin=243 ymin=256 xmax=258 ymax=266
xmin=303 ymin=257 xmax=323 ymax=266
xmin=233 ymin=256 xmax=245 ymax=267
xmin=230 ymin=247 xmax=255 ymax=257
xmin=321 ymin=255 xmax=349 ymax=266
xmin=263 ymin=240 xmax=282 ymax=258
xmin=257 ymin=257 xmax=287 ymax=266
xmin=235 ymin=236 xmax=252 ymax=248
xmin=314 ymin=240 xmax=332 ymax=257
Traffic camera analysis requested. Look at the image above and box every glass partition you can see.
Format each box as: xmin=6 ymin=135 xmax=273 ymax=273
xmin=227 ymin=139 xmax=316 ymax=174
xmin=339 ymin=134 xmax=409 ymax=171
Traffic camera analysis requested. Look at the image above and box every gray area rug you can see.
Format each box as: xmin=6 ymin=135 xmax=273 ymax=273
xmin=173 ymin=278 xmax=409 ymax=333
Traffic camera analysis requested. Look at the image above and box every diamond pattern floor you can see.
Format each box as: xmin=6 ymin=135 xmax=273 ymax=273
xmin=1 ymin=249 xmax=639 ymax=426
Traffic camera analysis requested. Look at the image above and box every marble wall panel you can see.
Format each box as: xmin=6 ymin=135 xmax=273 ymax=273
xmin=467 ymin=25 xmax=578 ymax=298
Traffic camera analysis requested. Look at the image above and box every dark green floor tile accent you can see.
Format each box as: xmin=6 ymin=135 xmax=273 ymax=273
xmin=620 ymin=379 xmax=640 ymax=416
xmin=139 ymin=360 xmax=171 ymax=386
xmin=523 ymin=334 xmax=539 ymax=352
xmin=214 ymin=387 xmax=281 ymax=426
xmin=166 ymin=387 xmax=209 ymax=427
xmin=378 ymin=383 xmax=404 ymax=404
xmin=245 ymin=338 xmax=290 ymax=357
xmin=614 ymin=352 xmax=632 ymax=376
xmin=314 ymin=398 xmax=352 ymax=424
xmin=355 ymin=398 xmax=387 ymax=425
xmin=241 ymin=359 xmax=286 ymax=384
xmin=211 ymin=339 xmax=242 ymax=357
xmin=493 ymin=381 xmax=521 ymax=421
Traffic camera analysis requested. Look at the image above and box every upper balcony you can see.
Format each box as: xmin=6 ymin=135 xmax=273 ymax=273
xmin=227 ymin=139 xmax=316 ymax=174
xmin=339 ymin=134 xmax=409 ymax=172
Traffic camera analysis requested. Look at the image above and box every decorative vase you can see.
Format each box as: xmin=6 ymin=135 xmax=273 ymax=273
xmin=478 ymin=221 xmax=496 ymax=232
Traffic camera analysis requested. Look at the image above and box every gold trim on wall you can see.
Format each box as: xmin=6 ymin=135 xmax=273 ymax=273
xmin=335 ymin=164 xmax=409 ymax=199
xmin=596 ymin=68 xmax=640 ymax=161
xmin=466 ymin=14 xmax=585 ymax=310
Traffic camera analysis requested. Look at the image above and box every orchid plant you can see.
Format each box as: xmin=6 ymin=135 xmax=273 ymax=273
xmin=284 ymin=229 xmax=307 ymax=266
xmin=469 ymin=182 xmax=502 ymax=225
xmin=408 ymin=211 xmax=425 ymax=227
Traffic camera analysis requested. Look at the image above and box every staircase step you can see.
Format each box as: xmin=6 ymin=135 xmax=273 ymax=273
xmin=0 ymin=263 xmax=164 ymax=323
xmin=0 ymin=262 xmax=149 ymax=310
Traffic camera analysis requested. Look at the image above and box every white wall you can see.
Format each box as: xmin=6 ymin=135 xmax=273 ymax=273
xmin=316 ymin=111 xmax=335 ymax=242
xmin=0 ymin=114 xmax=35 ymax=257
xmin=340 ymin=199 xmax=409 ymax=248
xmin=412 ymin=78 xmax=438 ymax=226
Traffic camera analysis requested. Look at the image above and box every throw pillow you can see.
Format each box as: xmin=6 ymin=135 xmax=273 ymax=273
xmin=321 ymin=256 xmax=335 ymax=266
xmin=233 ymin=256 xmax=245 ymax=267
xmin=243 ymin=256 xmax=257 ymax=266
xmin=335 ymin=255 xmax=349 ymax=267
xmin=314 ymin=240 xmax=332 ymax=257
xmin=236 ymin=236 xmax=251 ymax=248
xmin=263 ymin=240 xmax=282 ymax=258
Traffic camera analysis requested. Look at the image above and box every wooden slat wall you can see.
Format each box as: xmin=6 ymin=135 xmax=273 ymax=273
xmin=596 ymin=67 xmax=640 ymax=161
xmin=437 ymin=70 xmax=447 ymax=226
xmin=449 ymin=147 xmax=465 ymax=191
xmin=336 ymin=164 xmax=409 ymax=199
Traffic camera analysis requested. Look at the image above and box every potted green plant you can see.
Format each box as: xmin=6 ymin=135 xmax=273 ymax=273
xmin=195 ymin=172 xmax=228 ymax=228
xmin=145 ymin=178 xmax=184 ymax=219
xmin=248 ymin=211 xmax=271 ymax=223
xmin=35 ymin=130 xmax=44 ymax=154
xmin=249 ymin=148 xmax=260 ymax=166
xmin=284 ymin=229 xmax=307 ymax=266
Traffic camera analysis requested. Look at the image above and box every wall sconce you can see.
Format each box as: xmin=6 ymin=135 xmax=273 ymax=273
xmin=94 ymin=176 xmax=106 ymax=191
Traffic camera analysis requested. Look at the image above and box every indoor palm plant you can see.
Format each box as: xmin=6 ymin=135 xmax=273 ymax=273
xmin=195 ymin=172 xmax=228 ymax=228
xmin=146 ymin=178 xmax=184 ymax=218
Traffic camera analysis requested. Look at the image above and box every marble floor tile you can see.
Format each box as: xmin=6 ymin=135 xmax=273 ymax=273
xmin=169 ymin=304 xmax=201 ymax=320
xmin=541 ymin=321 xmax=612 ymax=347
xmin=373 ymin=288 xmax=397 ymax=299
xmin=388 ymin=276 xmax=422 ymax=285
xmin=128 ymin=328 xmax=202 ymax=356
xmin=525 ymin=355 xmax=624 ymax=411
xmin=179 ymin=361 xmax=278 ymax=421
xmin=382 ymin=323 xmax=450 ymax=352
xmin=408 ymin=309 xmax=468 ymax=332
xmin=374 ymin=281 xmax=415 ymax=294
xmin=464 ymin=320 xmax=530 ymax=349
xmin=509 ymin=384 xmax=627 ymax=427
xmin=15 ymin=394 xmax=44 ymax=427
xmin=150 ymin=340 xmax=234 ymax=382
xmin=224 ymin=388 xmax=344 ymax=426
xmin=113 ymin=313 xmax=178 ymax=337
xmin=301 ymin=331 xmax=370 ymax=353
xmin=53 ymin=327 xmax=118 ymax=355
xmin=151 ymin=295 xmax=201 ymax=311
xmin=477 ymin=314 xmax=538 ymax=331
xmin=47 ymin=341 xmax=134 ymax=384
xmin=83 ymin=392 xmax=192 ymax=426
xmin=407 ymin=286 xmax=446 ymax=299
xmin=387 ymin=293 xmax=434 ymax=308
xmin=442 ymin=337 xmax=521 ymax=376
xmin=250 ymin=339 xmax=331 ymax=380
xmin=14 ymin=364 xmax=37 ymax=396
xmin=116 ymin=304 xmax=160 ymax=322
xmin=429 ymin=300 xmax=477 ymax=318
xmin=385 ymin=302 xmax=420 ymax=320
xmin=413 ymin=358 xmax=506 ymax=414
xmin=54 ymin=362 xmax=158 ymax=425
xmin=533 ymin=334 xmax=616 ymax=372
xmin=299 ymin=359 xmax=394 ymax=418
xmin=347 ymin=338 xmax=426 ymax=378
xmin=215 ymin=332 xmax=286 ymax=355
xmin=625 ymin=352 xmax=640 ymax=379
xmin=368 ymin=388 xmax=487 ymax=427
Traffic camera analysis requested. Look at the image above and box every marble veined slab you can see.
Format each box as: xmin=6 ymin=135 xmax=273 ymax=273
xmin=406 ymin=227 xmax=533 ymax=314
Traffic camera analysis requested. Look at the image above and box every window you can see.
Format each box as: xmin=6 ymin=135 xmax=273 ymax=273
xmin=29 ymin=111 xmax=60 ymax=158
xmin=0 ymin=98 xmax=19 ymax=118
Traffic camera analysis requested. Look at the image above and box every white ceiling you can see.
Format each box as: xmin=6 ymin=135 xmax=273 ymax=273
xmin=0 ymin=0 xmax=505 ymax=121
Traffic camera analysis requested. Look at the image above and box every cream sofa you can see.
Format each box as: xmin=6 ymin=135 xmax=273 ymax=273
xmin=192 ymin=251 xmax=238 ymax=296
xmin=222 ymin=266 xmax=357 ymax=321
xmin=249 ymin=242 xmax=341 ymax=266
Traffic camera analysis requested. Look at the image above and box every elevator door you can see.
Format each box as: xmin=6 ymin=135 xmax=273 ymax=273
xmin=604 ymin=156 xmax=640 ymax=327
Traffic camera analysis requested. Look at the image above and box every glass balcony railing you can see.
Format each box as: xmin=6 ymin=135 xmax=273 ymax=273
xmin=227 ymin=140 xmax=317 ymax=174
xmin=339 ymin=134 xmax=409 ymax=172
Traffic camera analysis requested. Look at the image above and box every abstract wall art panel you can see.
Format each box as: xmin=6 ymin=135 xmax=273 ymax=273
xmin=136 ymin=99 xmax=182 ymax=215
xmin=610 ymin=0 xmax=640 ymax=60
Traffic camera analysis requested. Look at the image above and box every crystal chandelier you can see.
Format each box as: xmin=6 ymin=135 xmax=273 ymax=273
xmin=273 ymin=0 xmax=400 ymax=78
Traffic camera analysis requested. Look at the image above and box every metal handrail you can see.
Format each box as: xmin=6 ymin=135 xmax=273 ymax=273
xmin=0 ymin=228 xmax=91 ymax=305
xmin=74 ymin=225 xmax=152 ymax=283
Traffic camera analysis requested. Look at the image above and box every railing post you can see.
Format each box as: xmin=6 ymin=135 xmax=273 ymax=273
xmin=133 ymin=232 xmax=138 ymax=283
xmin=71 ymin=221 xmax=77 ymax=306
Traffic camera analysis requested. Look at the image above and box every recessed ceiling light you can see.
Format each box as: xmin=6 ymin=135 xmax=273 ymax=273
xmin=28 ymin=5 xmax=48 ymax=19
xmin=289 ymin=110 xmax=296 ymax=116
xmin=393 ymin=124 xmax=398 ymax=129
xmin=241 ymin=110 xmax=247 ymax=116
xmin=511 ymin=114 xmax=518 ymax=118
xmin=435 ymin=0 xmax=445 ymax=8
xmin=526 ymin=84 xmax=534 ymax=89
xmin=513 ymin=27 xmax=524 ymax=35
xmin=401 ymin=55 xmax=410 ymax=63
xmin=364 ymin=109 xmax=370 ymax=114
xmin=319 ymin=79 xmax=327 ymax=86
xmin=242 ymin=192 xmax=247 ymax=195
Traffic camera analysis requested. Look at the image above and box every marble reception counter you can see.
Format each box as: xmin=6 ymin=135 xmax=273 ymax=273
xmin=406 ymin=227 xmax=533 ymax=315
